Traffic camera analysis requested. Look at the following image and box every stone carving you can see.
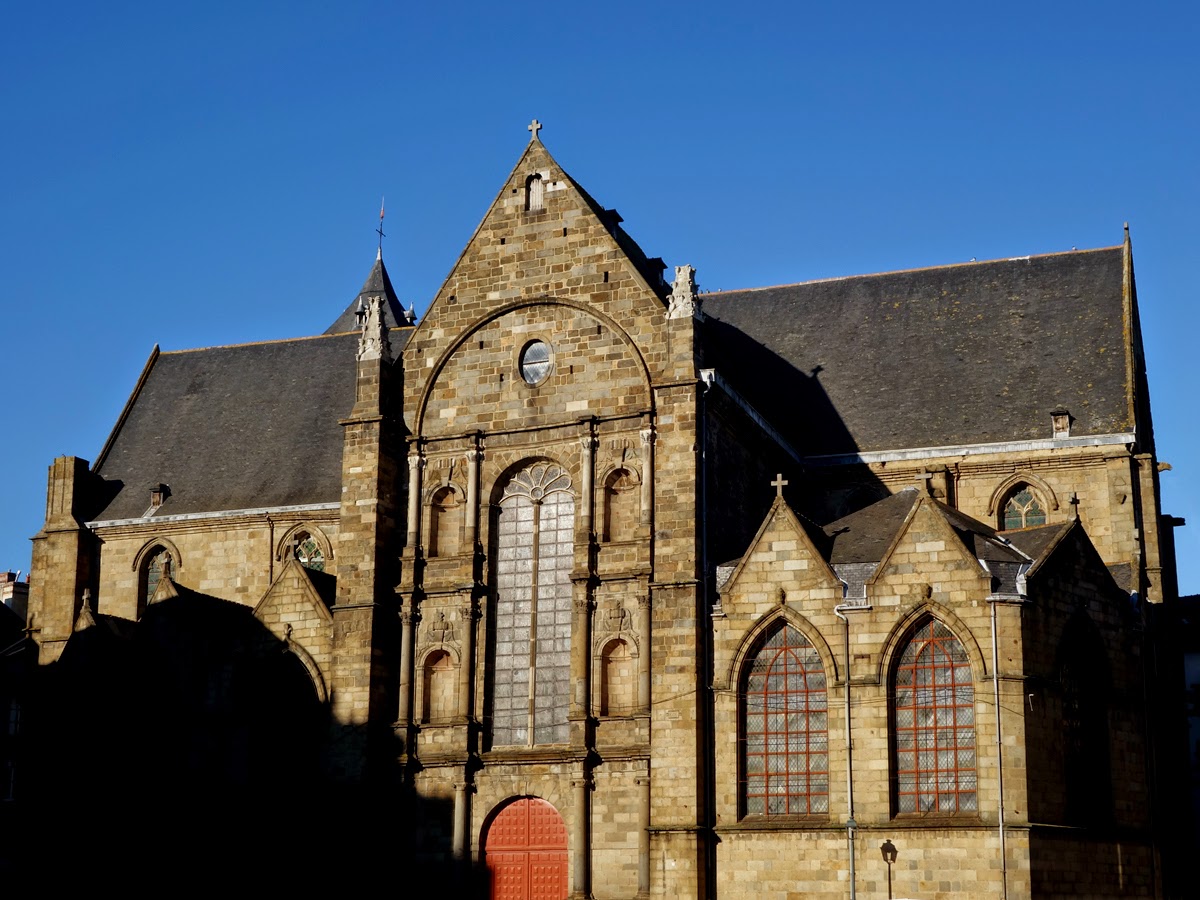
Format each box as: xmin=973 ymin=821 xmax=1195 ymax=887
xmin=601 ymin=602 xmax=631 ymax=637
xmin=667 ymin=265 xmax=701 ymax=320
xmin=427 ymin=610 xmax=454 ymax=644
xmin=357 ymin=295 xmax=391 ymax=362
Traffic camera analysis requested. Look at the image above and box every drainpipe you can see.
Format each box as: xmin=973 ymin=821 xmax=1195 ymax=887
xmin=834 ymin=588 xmax=859 ymax=900
xmin=988 ymin=596 xmax=1010 ymax=900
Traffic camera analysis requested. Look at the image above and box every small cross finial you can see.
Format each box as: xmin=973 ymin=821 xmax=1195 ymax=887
xmin=528 ymin=118 xmax=542 ymax=141
xmin=771 ymin=473 xmax=789 ymax=498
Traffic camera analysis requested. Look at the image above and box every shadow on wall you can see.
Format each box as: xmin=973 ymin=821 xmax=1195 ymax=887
xmin=1 ymin=590 xmax=487 ymax=891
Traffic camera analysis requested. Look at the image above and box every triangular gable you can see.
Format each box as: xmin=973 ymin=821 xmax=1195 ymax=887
xmin=868 ymin=495 xmax=990 ymax=587
xmin=149 ymin=573 xmax=181 ymax=605
xmin=409 ymin=135 xmax=668 ymax=341
xmin=253 ymin=557 xmax=335 ymax=627
xmin=1015 ymin=518 xmax=1127 ymax=606
xmin=721 ymin=497 xmax=841 ymax=599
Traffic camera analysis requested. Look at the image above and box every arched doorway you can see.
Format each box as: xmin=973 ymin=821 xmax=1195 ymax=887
xmin=484 ymin=797 xmax=568 ymax=900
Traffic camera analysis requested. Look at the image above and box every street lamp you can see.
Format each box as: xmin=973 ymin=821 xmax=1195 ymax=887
xmin=880 ymin=839 xmax=898 ymax=900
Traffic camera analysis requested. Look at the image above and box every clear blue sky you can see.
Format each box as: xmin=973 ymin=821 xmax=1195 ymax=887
xmin=2 ymin=2 xmax=1197 ymax=593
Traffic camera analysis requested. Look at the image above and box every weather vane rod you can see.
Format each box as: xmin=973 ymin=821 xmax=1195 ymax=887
xmin=376 ymin=197 xmax=386 ymax=256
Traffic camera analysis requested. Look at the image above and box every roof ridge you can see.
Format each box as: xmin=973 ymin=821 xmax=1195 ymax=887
xmin=702 ymin=245 xmax=1124 ymax=297
xmin=158 ymin=327 xmax=410 ymax=356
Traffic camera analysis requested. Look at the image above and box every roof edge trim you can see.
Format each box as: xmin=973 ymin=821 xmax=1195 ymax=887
xmin=93 ymin=344 xmax=160 ymax=472
xmin=805 ymin=433 xmax=1137 ymax=467
xmin=87 ymin=501 xmax=340 ymax=530
xmin=701 ymin=245 xmax=1124 ymax=297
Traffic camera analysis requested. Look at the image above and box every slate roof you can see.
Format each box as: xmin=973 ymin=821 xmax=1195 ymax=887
xmin=701 ymin=247 xmax=1131 ymax=456
xmin=91 ymin=329 xmax=410 ymax=521
xmin=325 ymin=253 xmax=411 ymax=334
xmin=823 ymin=488 xmax=1027 ymax=568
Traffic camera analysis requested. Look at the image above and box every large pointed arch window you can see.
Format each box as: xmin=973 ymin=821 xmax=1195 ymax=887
xmin=740 ymin=623 xmax=828 ymax=817
xmin=491 ymin=462 xmax=575 ymax=747
xmin=892 ymin=619 xmax=976 ymax=814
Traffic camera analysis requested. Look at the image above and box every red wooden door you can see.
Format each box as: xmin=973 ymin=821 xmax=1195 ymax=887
xmin=485 ymin=798 xmax=568 ymax=900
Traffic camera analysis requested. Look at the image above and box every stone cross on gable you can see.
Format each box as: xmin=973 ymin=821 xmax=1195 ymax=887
xmin=528 ymin=118 xmax=542 ymax=140
xmin=772 ymin=473 xmax=788 ymax=498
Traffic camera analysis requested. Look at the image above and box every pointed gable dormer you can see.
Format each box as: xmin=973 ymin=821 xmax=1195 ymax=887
xmin=718 ymin=490 xmax=841 ymax=612
xmin=325 ymin=250 xmax=410 ymax=335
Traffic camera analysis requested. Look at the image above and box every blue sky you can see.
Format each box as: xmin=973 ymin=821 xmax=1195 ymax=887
xmin=2 ymin=1 xmax=1197 ymax=593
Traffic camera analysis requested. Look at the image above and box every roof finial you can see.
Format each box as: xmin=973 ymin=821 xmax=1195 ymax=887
xmin=528 ymin=118 xmax=542 ymax=142
xmin=771 ymin=473 xmax=789 ymax=499
xmin=376 ymin=197 xmax=386 ymax=258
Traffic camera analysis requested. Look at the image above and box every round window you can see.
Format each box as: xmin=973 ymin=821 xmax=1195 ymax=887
xmin=519 ymin=340 xmax=552 ymax=385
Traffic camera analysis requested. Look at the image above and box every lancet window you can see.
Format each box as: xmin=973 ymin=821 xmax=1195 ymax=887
xmin=892 ymin=618 xmax=976 ymax=814
xmin=739 ymin=623 xmax=829 ymax=817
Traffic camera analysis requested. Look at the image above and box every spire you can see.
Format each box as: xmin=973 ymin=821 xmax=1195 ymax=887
xmin=325 ymin=251 xmax=410 ymax=334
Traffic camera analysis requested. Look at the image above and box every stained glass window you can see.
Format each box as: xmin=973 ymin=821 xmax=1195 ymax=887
xmin=519 ymin=341 xmax=552 ymax=385
xmin=740 ymin=624 xmax=829 ymax=817
xmin=492 ymin=462 xmax=574 ymax=746
xmin=893 ymin=619 xmax=976 ymax=814
xmin=1002 ymin=487 xmax=1046 ymax=529
xmin=293 ymin=531 xmax=325 ymax=572
xmin=142 ymin=546 xmax=173 ymax=611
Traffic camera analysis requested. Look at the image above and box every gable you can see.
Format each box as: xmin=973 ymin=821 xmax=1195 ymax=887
xmin=870 ymin=499 xmax=991 ymax=593
xmin=403 ymin=138 xmax=686 ymax=434
xmin=721 ymin=498 xmax=840 ymax=603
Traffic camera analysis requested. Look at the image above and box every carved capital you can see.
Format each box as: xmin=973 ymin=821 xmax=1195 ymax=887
xmin=573 ymin=594 xmax=595 ymax=614
xmin=639 ymin=427 xmax=655 ymax=447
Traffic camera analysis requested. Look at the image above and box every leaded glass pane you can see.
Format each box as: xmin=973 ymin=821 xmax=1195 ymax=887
xmin=493 ymin=463 xmax=575 ymax=747
xmin=892 ymin=619 xmax=976 ymax=815
xmin=739 ymin=624 xmax=828 ymax=817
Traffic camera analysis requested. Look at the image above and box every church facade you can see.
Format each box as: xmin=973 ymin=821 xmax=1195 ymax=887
xmin=24 ymin=127 xmax=1184 ymax=898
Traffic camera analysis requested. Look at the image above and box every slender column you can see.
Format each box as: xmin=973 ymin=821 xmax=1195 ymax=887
xmin=638 ymin=426 xmax=654 ymax=526
xmin=406 ymin=448 xmax=425 ymax=551
xmin=572 ymin=773 xmax=592 ymax=897
xmin=465 ymin=441 xmax=483 ymax=548
xmin=397 ymin=600 xmax=416 ymax=725
xmin=636 ymin=592 xmax=651 ymax=714
xmin=579 ymin=431 xmax=598 ymax=536
xmin=458 ymin=593 xmax=478 ymax=720
xmin=452 ymin=779 xmax=472 ymax=858
xmin=636 ymin=770 xmax=651 ymax=896
xmin=571 ymin=591 xmax=594 ymax=719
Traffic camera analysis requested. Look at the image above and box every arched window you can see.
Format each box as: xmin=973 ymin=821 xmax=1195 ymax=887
xmin=525 ymin=173 xmax=544 ymax=212
xmin=599 ymin=638 xmax=636 ymax=716
xmin=892 ymin=619 xmax=976 ymax=814
xmin=1001 ymin=486 xmax=1047 ymax=529
xmin=740 ymin=623 xmax=828 ymax=817
xmin=292 ymin=530 xmax=325 ymax=572
xmin=138 ymin=545 xmax=174 ymax=615
xmin=601 ymin=468 xmax=639 ymax=542
xmin=422 ymin=649 xmax=457 ymax=724
xmin=429 ymin=486 xmax=463 ymax=557
xmin=491 ymin=462 xmax=574 ymax=747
